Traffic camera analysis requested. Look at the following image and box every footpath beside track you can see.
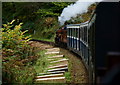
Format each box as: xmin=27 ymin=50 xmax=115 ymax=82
xmin=29 ymin=40 xmax=88 ymax=84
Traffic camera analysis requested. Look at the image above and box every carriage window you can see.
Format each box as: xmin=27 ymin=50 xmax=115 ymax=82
xmin=86 ymin=26 xmax=88 ymax=43
xmin=76 ymin=28 xmax=78 ymax=38
xmin=88 ymin=26 xmax=92 ymax=44
xmin=72 ymin=28 xmax=73 ymax=37
xmin=70 ymin=28 xmax=71 ymax=36
xmin=87 ymin=26 xmax=88 ymax=43
xmin=70 ymin=29 xmax=71 ymax=45
xmin=80 ymin=27 xmax=82 ymax=40
xmin=71 ymin=28 xmax=72 ymax=37
xmin=82 ymin=27 xmax=84 ymax=41
xmin=73 ymin=28 xmax=75 ymax=37
xmin=73 ymin=28 xmax=76 ymax=37
xmin=79 ymin=28 xmax=80 ymax=39
xmin=68 ymin=28 xmax=70 ymax=36
xmin=70 ymin=28 xmax=72 ymax=37
xmin=83 ymin=27 xmax=84 ymax=41
xmin=74 ymin=28 xmax=76 ymax=37
xmin=84 ymin=26 xmax=87 ymax=43
xmin=77 ymin=28 xmax=79 ymax=38
xmin=83 ymin=27 xmax=85 ymax=41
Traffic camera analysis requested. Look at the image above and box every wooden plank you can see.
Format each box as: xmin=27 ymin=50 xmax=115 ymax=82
xmin=49 ymin=61 xmax=68 ymax=67
xmin=48 ymin=64 xmax=68 ymax=69
xmin=36 ymin=73 xmax=63 ymax=79
xmin=50 ymin=59 xmax=68 ymax=63
xmin=48 ymin=55 xmax=64 ymax=58
xmin=45 ymin=52 xmax=59 ymax=54
xmin=35 ymin=77 xmax=65 ymax=81
xmin=46 ymin=48 xmax=60 ymax=51
xmin=47 ymin=50 xmax=60 ymax=52
xmin=38 ymin=71 xmax=65 ymax=75
xmin=47 ymin=71 xmax=65 ymax=74
xmin=46 ymin=48 xmax=60 ymax=52
xmin=48 ymin=67 xmax=68 ymax=72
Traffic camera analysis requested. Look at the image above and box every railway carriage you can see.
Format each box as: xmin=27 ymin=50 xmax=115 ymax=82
xmin=67 ymin=22 xmax=89 ymax=67
xmin=55 ymin=14 xmax=96 ymax=84
xmin=66 ymin=15 xmax=96 ymax=83
xmin=55 ymin=2 xmax=120 ymax=84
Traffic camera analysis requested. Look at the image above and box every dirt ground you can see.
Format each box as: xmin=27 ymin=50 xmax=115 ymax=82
xmin=28 ymin=41 xmax=53 ymax=50
xmin=60 ymin=48 xmax=89 ymax=84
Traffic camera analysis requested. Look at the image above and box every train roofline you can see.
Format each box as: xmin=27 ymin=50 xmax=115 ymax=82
xmin=67 ymin=21 xmax=89 ymax=26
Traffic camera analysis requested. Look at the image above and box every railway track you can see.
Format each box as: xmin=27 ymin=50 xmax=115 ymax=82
xmin=30 ymin=39 xmax=55 ymax=46
xmin=30 ymin=40 xmax=88 ymax=83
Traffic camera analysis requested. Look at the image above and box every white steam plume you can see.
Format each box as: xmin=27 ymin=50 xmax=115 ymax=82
xmin=58 ymin=0 xmax=103 ymax=25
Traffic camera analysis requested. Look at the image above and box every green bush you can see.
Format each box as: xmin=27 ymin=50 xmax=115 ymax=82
xmin=2 ymin=20 xmax=38 ymax=83
xmin=2 ymin=20 xmax=32 ymax=58
xmin=2 ymin=20 xmax=31 ymax=48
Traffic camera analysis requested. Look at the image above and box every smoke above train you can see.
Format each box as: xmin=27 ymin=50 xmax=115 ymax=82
xmin=58 ymin=0 xmax=103 ymax=26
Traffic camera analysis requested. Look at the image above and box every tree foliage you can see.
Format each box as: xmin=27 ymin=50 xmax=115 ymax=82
xmin=2 ymin=2 xmax=73 ymax=40
xmin=2 ymin=2 xmax=72 ymax=23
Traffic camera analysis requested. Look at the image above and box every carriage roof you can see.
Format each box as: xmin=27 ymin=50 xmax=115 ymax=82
xmin=66 ymin=21 xmax=89 ymax=28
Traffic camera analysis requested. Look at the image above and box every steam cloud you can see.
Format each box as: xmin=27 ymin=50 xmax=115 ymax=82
xmin=58 ymin=0 xmax=103 ymax=25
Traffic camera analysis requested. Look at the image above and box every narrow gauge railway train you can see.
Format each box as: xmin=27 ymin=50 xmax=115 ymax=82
xmin=55 ymin=2 xmax=120 ymax=84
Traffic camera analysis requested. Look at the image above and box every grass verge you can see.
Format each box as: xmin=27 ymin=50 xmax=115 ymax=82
xmin=34 ymin=50 xmax=49 ymax=75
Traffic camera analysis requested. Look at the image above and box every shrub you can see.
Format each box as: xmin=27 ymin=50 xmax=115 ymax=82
xmin=2 ymin=20 xmax=38 ymax=83
xmin=2 ymin=20 xmax=32 ymax=58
